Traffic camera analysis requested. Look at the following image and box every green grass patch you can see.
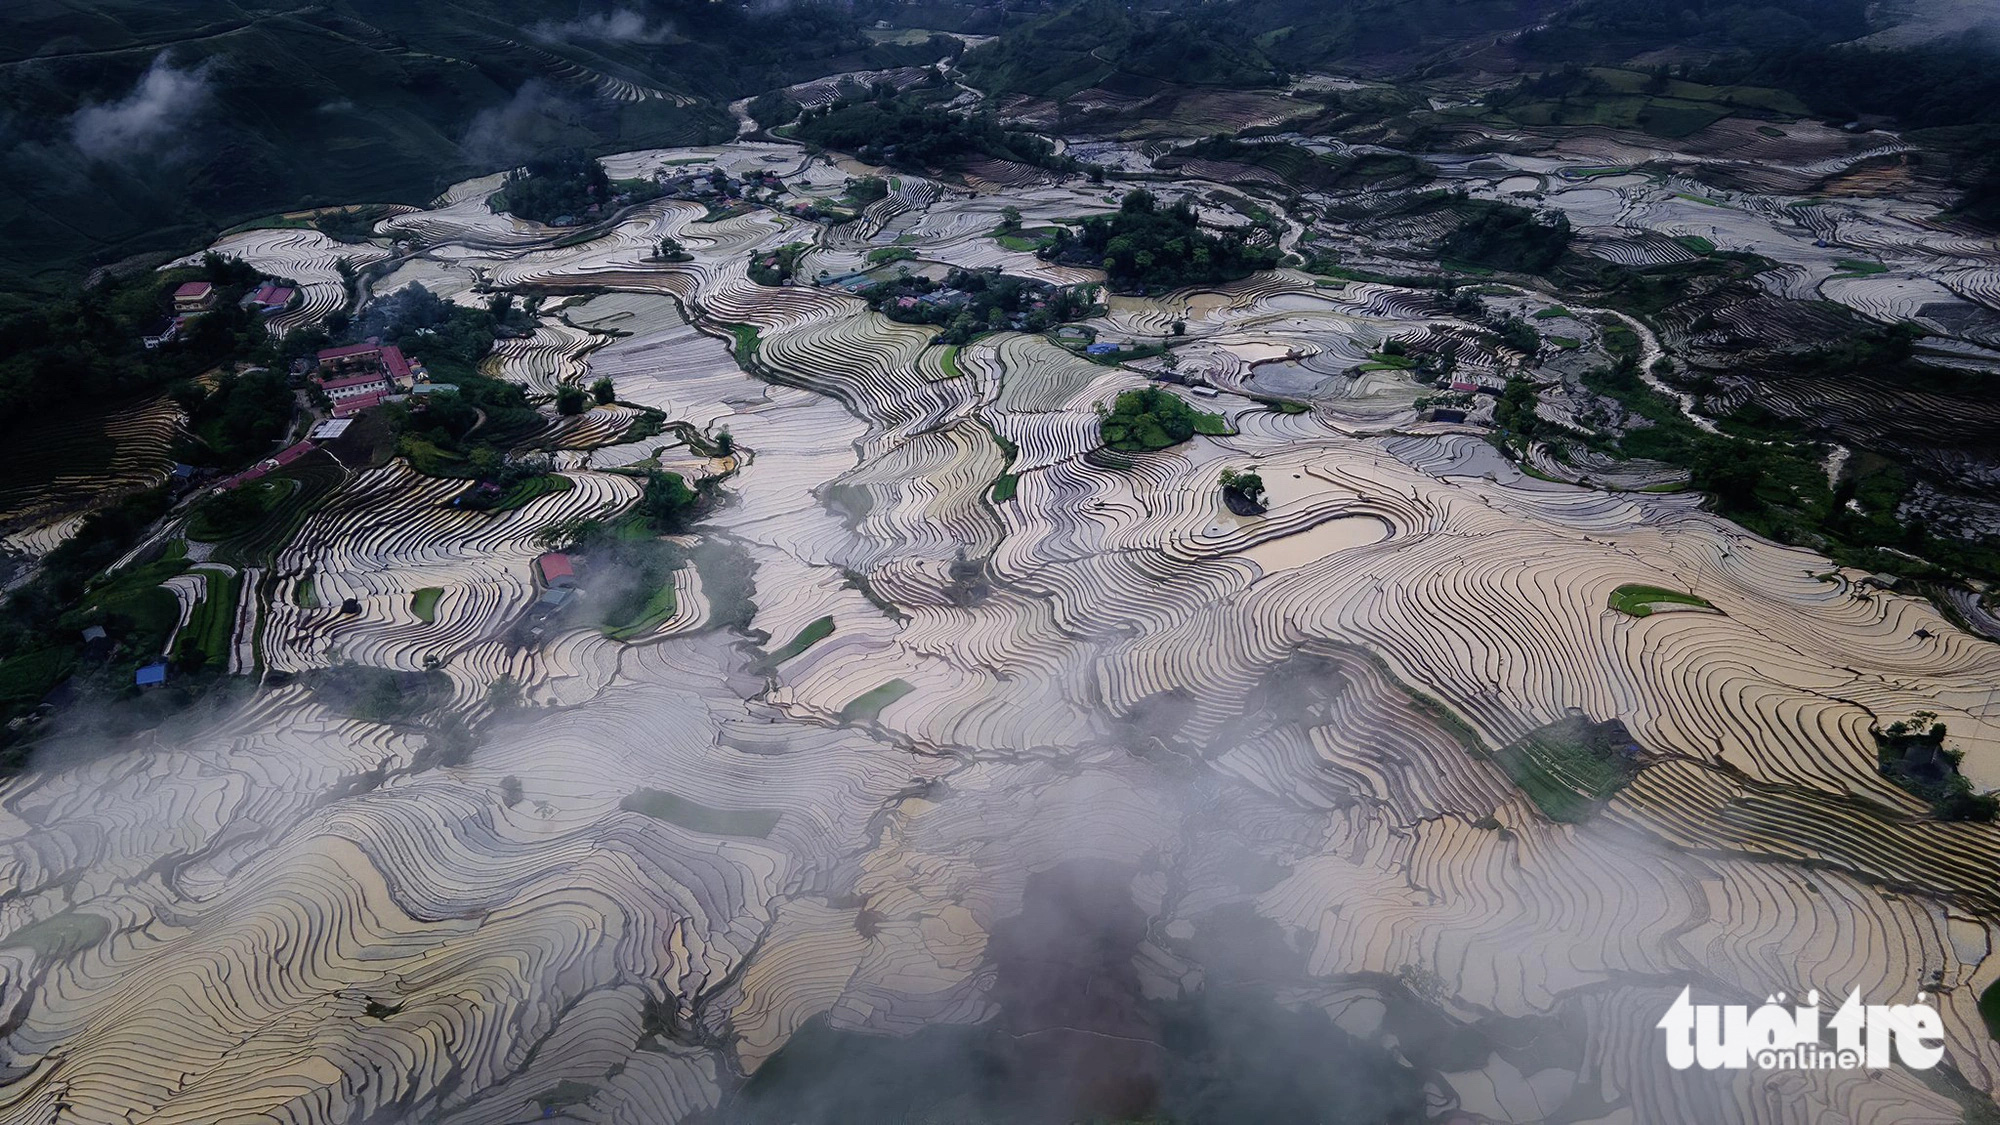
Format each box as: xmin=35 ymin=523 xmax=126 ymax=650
xmin=603 ymin=582 xmax=680 ymax=642
xmin=229 ymin=467 xmax=339 ymax=567
xmin=764 ymin=615 xmax=835 ymax=666
xmin=1362 ymin=352 xmax=1417 ymax=370
xmin=1547 ymin=335 xmax=1581 ymax=350
xmin=0 ymin=911 xmax=111 ymax=960
xmin=1675 ymin=234 xmax=1716 ymax=254
xmin=70 ymin=559 xmax=188 ymax=653
xmin=867 ymin=246 xmax=918 ymax=266
xmin=1757 ymin=125 xmax=1788 ymax=138
xmin=1608 ymin=583 xmax=1714 ymax=617
xmin=620 ymin=788 xmax=781 ymax=837
xmin=1532 ymin=306 xmax=1571 ymax=320
xmin=293 ymin=575 xmax=318 ymax=609
xmin=0 ymin=648 xmax=78 ymax=713
xmin=219 ymin=213 xmax=315 ymax=236
xmin=992 ymin=225 xmax=1066 ymax=253
xmin=697 ymin=201 xmax=757 ymax=223
xmin=990 ymin=472 xmax=1020 ymax=503
xmin=939 ymin=344 xmax=964 ymax=380
xmin=1599 ymin=320 xmax=1641 ymax=359
xmin=726 ymin=322 xmax=762 ymax=359
xmin=840 ymin=679 xmax=915 ymax=724
xmin=410 ymin=587 xmax=443 ymax=624
xmin=488 ymin=474 xmax=574 ymax=512
xmin=400 ymin=436 xmax=474 ymax=479
xmin=1192 ymin=411 xmax=1232 ymax=436
xmin=1833 ymin=258 xmax=1887 ymax=277
xmin=173 ymin=569 xmax=241 ymax=672
xmin=1493 ymin=716 xmax=1639 ymax=823
xmin=186 ymin=479 xmax=295 ymax=542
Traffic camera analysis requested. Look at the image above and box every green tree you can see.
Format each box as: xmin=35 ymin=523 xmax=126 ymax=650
xmin=590 ymin=377 xmax=616 ymax=405
xmin=639 ymin=470 xmax=699 ymax=532
xmin=1101 ymin=386 xmax=1201 ymax=451
xmin=555 ymin=386 xmax=589 ymax=416
xmin=1694 ymin=443 xmax=1766 ymax=512
xmin=1220 ymin=468 xmax=1265 ymax=506
xmin=467 ymin=445 xmax=502 ymax=481
xmin=191 ymin=489 xmax=267 ymax=538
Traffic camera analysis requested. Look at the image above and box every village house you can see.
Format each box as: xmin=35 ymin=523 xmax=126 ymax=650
xmin=536 ymin=553 xmax=577 ymax=589
xmin=242 ymin=282 xmax=297 ymax=314
xmin=173 ymin=281 xmax=216 ymax=315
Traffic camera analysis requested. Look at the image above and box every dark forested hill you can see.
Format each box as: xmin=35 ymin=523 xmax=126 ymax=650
xmin=0 ymin=0 xmax=950 ymax=303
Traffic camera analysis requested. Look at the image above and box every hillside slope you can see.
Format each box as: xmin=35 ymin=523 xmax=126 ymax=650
xmin=0 ymin=0 xmax=944 ymax=301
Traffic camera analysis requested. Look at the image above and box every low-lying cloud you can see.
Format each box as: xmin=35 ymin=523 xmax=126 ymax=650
xmin=70 ymin=54 xmax=212 ymax=162
xmin=462 ymin=80 xmax=591 ymax=166
xmin=532 ymin=8 xmax=673 ymax=44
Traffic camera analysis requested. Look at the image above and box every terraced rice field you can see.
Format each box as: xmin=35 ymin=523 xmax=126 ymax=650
xmin=2 ymin=134 xmax=1998 ymax=1125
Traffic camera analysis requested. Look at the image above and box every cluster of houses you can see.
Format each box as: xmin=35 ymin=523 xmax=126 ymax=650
xmin=308 ymin=340 xmax=455 ymax=419
xmin=208 ymin=340 xmax=450 ymax=498
xmin=661 ymin=166 xmax=781 ymax=203
xmin=313 ymin=340 xmax=423 ymax=418
xmin=142 ymin=279 xmax=298 ymax=349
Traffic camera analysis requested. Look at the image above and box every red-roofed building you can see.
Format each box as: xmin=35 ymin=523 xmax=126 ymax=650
xmin=244 ymin=282 xmax=296 ymax=313
xmin=536 ymin=553 xmax=576 ymax=588
xmin=317 ymin=340 xmax=416 ymax=393
xmin=331 ymin=389 xmax=393 ymax=418
xmin=173 ymin=281 xmax=216 ymax=314
xmin=318 ymin=342 xmax=383 ymax=365
xmin=382 ymin=346 xmax=412 ymax=382
xmin=319 ymin=370 xmax=392 ymax=402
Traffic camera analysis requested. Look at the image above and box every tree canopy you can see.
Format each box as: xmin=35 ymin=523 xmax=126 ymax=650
xmin=1101 ymin=386 xmax=1202 ymax=451
xmin=791 ymin=88 xmax=1067 ymax=173
xmin=1053 ymin=190 xmax=1280 ymax=292
xmin=495 ymin=151 xmax=612 ymax=225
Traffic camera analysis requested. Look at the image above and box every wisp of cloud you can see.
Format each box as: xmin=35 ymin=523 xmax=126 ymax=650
xmin=533 ymin=8 xmax=673 ymax=44
xmin=69 ymin=54 xmax=212 ymax=162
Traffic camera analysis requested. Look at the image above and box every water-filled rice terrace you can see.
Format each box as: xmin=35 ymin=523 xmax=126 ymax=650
xmin=2 ymin=132 xmax=1998 ymax=1125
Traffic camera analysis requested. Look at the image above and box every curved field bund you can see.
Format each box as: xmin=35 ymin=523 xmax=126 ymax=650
xmin=2 ymin=140 xmax=1998 ymax=1125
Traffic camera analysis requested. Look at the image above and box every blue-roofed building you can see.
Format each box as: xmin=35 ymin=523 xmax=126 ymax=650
xmin=135 ymin=661 xmax=169 ymax=688
xmin=1085 ymin=342 xmax=1121 ymax=356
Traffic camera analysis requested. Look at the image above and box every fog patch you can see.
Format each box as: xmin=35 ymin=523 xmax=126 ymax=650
xmin=531 ymin=8 xmax=674 ymax=43
xmin=69 ymin=54 xmax=213 ymax=163
xmin=462 ymin=80 xmax=594 ymax=167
